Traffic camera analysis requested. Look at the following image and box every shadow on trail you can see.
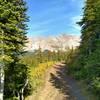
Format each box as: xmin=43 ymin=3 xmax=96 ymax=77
xmin=49 ymin=63 xmax=87 ymax=100
xmin=49 ymin=64 xmax=72 ymax=100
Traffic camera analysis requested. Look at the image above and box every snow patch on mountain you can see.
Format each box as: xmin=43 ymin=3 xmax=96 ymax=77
xmin=25 ymin=34 xmax=81 ymax=51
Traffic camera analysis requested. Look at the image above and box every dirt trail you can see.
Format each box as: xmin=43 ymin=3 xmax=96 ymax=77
xmin=30 ymin=63 xmax=88 ymax=100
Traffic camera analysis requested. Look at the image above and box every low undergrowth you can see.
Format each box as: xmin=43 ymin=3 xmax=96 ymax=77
xmin=25 ymin=61 xmax=55 ymax=99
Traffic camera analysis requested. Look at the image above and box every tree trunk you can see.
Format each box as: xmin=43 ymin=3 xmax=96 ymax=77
xmin=19 ymin=92 xmax=23 ymax=100
xmin=17 ymin=92 xmax=20 ymax=100
xmin=0 ymin=66 xmax=4 ymax=100
xmin=0 ymin=36 xmax=4 ymax=100
xmin=19 ymin=79 xmax=28 ymax=100
xmin=20 ymin=91 xmax=24 ymax=100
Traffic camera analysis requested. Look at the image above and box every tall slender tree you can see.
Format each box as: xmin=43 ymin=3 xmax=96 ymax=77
xmin=0 ymin=0 xmax=31 ymax=99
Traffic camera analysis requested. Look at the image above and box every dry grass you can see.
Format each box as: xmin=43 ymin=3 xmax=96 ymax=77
xmin=25 ymin=61 xmax=55 ymax=100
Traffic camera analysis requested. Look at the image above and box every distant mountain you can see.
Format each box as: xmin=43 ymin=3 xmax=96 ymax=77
xmin=25 ymin=34 xmax=81 ymax=51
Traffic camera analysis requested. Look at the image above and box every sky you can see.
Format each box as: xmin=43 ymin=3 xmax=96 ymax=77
xmin=26 ymin=0 xmax=85 ymax=37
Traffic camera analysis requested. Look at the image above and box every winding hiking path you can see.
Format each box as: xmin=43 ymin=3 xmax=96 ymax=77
xmin=29 ymin=62 xmax=88 ymax=100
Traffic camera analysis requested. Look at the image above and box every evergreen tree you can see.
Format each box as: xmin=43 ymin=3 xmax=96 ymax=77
xmin=36 ymin=46 xmax=43 ymax=63
xmin=78 ymin=0 xmax=100 ymax=55
xmin=0 ymin=0 xmax=31 ymax=99
xmin=67 ymin=0 xmax=100 ymax=96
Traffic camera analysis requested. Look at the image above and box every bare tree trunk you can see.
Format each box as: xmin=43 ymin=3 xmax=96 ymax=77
xmin=0 ymin=67 xmax=4 ymax=100
xmin=17 ymin=92 xmax=20 ymax=100
xmin=17 ymin=91 xmax=23 ymax=100
xmin=20 ymin=79 xmax=28 ymax=100
xmin=0 ymin=30 xmax=4 ymax=100
xmin=20 ymin=91 xmax=24 ymax=100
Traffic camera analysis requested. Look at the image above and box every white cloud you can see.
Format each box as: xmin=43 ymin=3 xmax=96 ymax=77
xmin=32 ymin=29 xmax=49 ymax=34
xmin=70 ymin=15 xmax=82 ymax=30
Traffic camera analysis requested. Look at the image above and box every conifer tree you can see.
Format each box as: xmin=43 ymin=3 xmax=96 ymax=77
xmin=68 ymin=0 xmax=100 ymax=96
xmin=0 ymin=0 xmax=31 ymax=99
xmin=79 ymin=0 xmax=100 ymax=55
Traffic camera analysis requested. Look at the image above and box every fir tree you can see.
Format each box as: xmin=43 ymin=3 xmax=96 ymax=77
xmin=0 ymin=0 xmax=31 ymax=99
xmin=68 ymin=0 xmax=100 ymax=97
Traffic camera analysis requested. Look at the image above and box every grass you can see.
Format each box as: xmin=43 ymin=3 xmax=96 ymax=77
xmin=77 ymin=80 xmax=99 ymax=100
xmin=25 ymin=61 xmax=55 ymax=100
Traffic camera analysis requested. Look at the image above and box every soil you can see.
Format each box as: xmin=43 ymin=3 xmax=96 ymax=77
xmin=28 ymin=62 xmax=89 ymax=100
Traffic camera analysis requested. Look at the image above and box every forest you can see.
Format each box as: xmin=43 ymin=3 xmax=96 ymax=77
xmin=0 ymin=0 xmax=100 ymax=100
xmin=67 ymin=0 xmax=100 ymax=97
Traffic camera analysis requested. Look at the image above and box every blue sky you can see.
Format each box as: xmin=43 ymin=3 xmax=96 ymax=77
xmin=26 ymin=0 xmax=84 ymax=37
